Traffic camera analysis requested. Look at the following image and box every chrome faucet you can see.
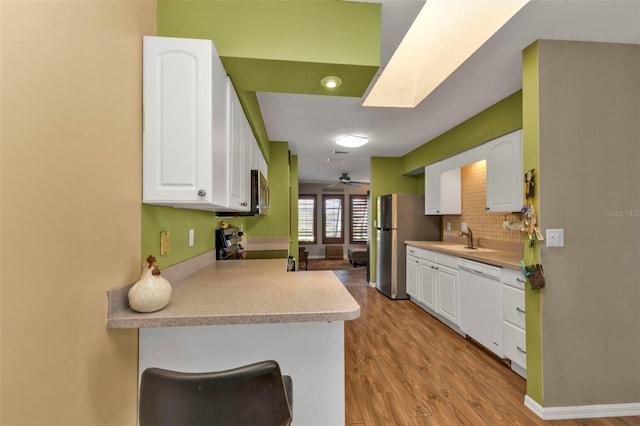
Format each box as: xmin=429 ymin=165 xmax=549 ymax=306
xmin=458 ymin=227 xmax=474 ymax=249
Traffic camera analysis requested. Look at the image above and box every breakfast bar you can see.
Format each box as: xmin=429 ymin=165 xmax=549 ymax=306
xmin=107 ymin=254 xmax=360 ymax=426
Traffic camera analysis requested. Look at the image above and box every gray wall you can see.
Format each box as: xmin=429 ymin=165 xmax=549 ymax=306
xmin=538 ymin=40 xmax=640 ymax=406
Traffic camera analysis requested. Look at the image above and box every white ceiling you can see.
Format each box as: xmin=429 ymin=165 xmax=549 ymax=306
xmin=257 ymin=0 xmax=640 ymax=185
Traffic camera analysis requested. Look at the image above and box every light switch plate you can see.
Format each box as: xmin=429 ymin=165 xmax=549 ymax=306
xmin=461 ymin=222 xmax=468 ymax=233
xmin=546 ymin=229 xmax=564 ymax=247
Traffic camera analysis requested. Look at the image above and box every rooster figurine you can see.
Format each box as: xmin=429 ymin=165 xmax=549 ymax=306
xmin=128 ymin=255 xmax=172 ymax=313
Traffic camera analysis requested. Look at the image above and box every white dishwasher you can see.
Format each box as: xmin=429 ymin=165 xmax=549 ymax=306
xmin=458 ymin=258 xmax=503 ymax=357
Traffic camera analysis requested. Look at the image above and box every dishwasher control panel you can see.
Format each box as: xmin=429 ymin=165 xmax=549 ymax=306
xmin=458 ymin=258 xmax=501 ymax=280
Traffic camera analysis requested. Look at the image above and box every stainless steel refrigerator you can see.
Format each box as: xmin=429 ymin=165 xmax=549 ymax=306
xmin=376 ymin=193 xmax=441 ymax=299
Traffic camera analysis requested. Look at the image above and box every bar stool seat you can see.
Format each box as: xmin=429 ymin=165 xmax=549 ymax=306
xmin=139 ymin=360 xmax=293 ymax=426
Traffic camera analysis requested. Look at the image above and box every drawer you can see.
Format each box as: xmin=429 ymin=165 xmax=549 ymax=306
xmin=503 ymin=321 xmax=527 ymax=368
xmin=436 ymin=252 xmax=458 ymax=269
xmin=406 ymin=246 xmax=426 ymax=259
xmin=502 ymin=267 xmax=526 ymax=290
xmin=503 ymin=285 xmax=526 ymax=329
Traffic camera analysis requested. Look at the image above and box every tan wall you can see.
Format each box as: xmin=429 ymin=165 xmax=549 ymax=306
xmin=538 ymin=40 xmax=640 ymax=406
xmin=1 ymin=1 xmax=155 ymax=424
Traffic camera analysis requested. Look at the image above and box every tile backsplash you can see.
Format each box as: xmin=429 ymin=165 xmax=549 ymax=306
xmin=443 ymin=160 xmax=524 ymax=243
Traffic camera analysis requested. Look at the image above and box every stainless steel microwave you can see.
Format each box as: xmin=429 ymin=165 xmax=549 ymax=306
xmin=217 ymin=170 xmax=269 ymax=217
xmin=254 ymin=169 xmax=269 ymax=215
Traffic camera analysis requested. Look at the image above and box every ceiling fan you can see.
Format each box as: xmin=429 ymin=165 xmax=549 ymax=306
xmin=330 ymin=173 xmax=367 ymax=188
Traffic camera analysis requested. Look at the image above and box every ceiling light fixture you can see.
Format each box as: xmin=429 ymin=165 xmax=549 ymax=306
xmin=320 ymin=76 xmax=342 ymax=89
xmin=363 ymin=0 xmax=529 ymax=108
xmin=336 ymin=135 xmax=368 ymax=148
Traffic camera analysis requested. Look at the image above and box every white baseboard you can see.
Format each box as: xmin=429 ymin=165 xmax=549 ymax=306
xmin=525 ymin=395 xmax=640 ymax=420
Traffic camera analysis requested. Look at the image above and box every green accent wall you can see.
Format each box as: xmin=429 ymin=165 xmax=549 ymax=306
xmin=402 ymin=92 xmax=523 ymax=173
xmin=521 ymin=41 xmax=543 ymax=405
xmin=156 ymin=1 xmax=380 ymax=66
xmin=141 ymin=205 xmax=216 ymax=268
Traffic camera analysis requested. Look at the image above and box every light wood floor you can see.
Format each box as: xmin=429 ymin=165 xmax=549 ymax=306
xmin=338 ymin=269 xmax=639 ymax=426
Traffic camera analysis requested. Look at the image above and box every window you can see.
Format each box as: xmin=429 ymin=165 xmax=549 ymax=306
xmin=350 ymin=195 xmax=368 ymax=244
xmin=298 ymin=195 xmax=317 ymax=243
xmin=322 ymin=194 xmax=344 ymax=244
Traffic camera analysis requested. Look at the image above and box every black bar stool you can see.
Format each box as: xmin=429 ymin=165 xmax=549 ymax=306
xmin=139 ymin=360 xmax=293 ymax=426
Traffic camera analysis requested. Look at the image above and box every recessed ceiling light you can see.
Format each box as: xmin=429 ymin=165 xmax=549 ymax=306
xmin=336 ymin=135 xmax=368 ymax=148
xmin=321 ymin=76 xmax=342 ymax=89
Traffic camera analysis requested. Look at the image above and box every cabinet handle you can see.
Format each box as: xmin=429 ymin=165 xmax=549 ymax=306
xmin=197 ymin=189 xmax=206 ymax=197
xmin=516 ymin=346 xmax=527 ymax=354
xmin=516 ymin=307 xmax=526 ymax=314
xmin=516 ymin=278 xmax=526 ymax=283
xmin=486 ymin=207 xmax=490 ymax=210
xmin=241 ymin=202 xmax=248 ymax=206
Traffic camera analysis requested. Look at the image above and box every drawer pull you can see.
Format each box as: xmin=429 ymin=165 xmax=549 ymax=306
xmin=516 ymin=278 xmax=526 ymax=283
xmin=516 ymin=307 xmax=526 ymax=314
xmin=517 ymin=346 xmax=527 ymax=354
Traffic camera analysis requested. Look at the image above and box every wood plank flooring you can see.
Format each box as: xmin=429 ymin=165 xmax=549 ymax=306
xmin=337 ymin=269 xmax=639 ymax=426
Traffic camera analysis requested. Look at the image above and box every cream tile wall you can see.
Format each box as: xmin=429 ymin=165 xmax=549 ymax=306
xmin=443 ymin=160 xmax=524 ymax=243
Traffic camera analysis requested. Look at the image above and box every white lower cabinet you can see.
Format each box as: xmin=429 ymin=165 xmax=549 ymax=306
xmin=406 ymin=255 xmax=420 ymax=299
xmin=418 ymin=259 xmax=437 ymax=311
xmin=502 ymin=267 xmax=527 ymax=378
xmin=406 ymin=245 xmax=527 ymax=378
xmin=406 ymin=246 xmax=459 ymax=328
xmin=436 ymin=263 xmax=458 ymax=324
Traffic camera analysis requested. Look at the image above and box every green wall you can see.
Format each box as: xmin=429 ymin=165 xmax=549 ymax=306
xmin=289 ymin=154 xmax=299 ymax=259
xmin=522 ymin=42 xmax=543 ymax=404
xmin=402 ymin=91 xmax=523 ymax=173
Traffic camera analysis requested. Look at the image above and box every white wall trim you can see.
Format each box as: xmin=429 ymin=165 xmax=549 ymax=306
xmin=525 ymin=395 xmax=640 ymax=420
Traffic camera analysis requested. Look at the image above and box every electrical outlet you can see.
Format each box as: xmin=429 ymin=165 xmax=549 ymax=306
xmin=461 ymin=222 xmax=468 ymax=233
xmin=188 ymin=229 xmax=194 ymax=247
xmin=160 ymin=231 xmax=170 ymax=255
xmin=546 ymin=229 xmax=564 ymax=247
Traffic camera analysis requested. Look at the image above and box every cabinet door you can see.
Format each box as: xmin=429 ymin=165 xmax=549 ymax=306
xmin=439 ymin=168 xmax=461 ymax=214
xmin=424 ymin=163 xmax=441 ymax=215
xmin=227 ymin=81 xmax=250 ymax=211
xmin=419 ymin=260 xmax=437 ymax=310
xmin=406 ymin=255 xmax=420 ymax=298
xmin=437 ymin=265 xmax=458 ymax=325
xmin=143 ymin=36 xmax=213 ymax=204
xmin=486 ymin=130 xmax=523 ymax=212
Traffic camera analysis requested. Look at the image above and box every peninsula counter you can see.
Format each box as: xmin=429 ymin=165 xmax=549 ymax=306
xmin=107 ymin=254 xmax=360 ymax=426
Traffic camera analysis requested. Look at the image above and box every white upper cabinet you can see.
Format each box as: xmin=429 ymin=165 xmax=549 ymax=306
xmin=143 ymin=36 xmax=256 ymax=212
xmin=485 ymin=130 xmax=523 ymax=212
xmin=425 ymin=162 xmax=461 ymax=215
xmin=226 ymin=78 xmax=251 ymax=211
xmin=424 ymin=162 xmax=441 ymax=215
